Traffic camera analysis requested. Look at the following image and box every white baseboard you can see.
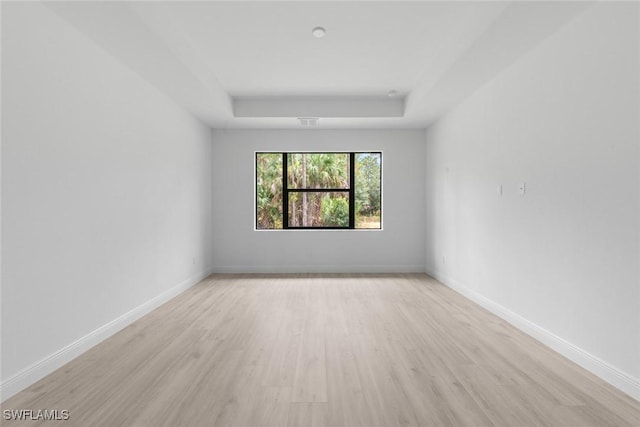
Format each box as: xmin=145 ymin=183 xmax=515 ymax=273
xmin=426 ymin=267 xmax=640 ymax=402
xmin=210 ymin=264 xmax=426 ymax=274
xmin=0 ymin=268 xmax=213 ymax=402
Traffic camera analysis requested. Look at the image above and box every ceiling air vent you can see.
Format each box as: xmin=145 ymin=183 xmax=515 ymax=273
xmin=297 ymin=117 xmax=319 ymax=127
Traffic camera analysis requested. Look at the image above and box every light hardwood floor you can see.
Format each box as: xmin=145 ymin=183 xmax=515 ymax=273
xmin=2 ymin=274 xmax=639 ymax=426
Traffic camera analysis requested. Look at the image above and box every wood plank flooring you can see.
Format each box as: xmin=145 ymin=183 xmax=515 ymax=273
xmin=2 ymin=274 xmax=639 ymax=426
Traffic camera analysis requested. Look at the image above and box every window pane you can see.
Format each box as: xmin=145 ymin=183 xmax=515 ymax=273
xmin=288 ymin=192 xmax=350 ymax=227
xmin=288 ymin=153 xmax=350 ymax=189
xmin=256 ymin=153 xmax=283 ymax=229
xmin=355 ymin=153 xmax=382 ymax=229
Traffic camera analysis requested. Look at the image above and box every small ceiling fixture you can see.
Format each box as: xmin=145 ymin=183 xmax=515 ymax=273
xmin=388 ymin=90 xmax=398 ymax=97
xmin=312 ymin=26 xmax=326 ymax=38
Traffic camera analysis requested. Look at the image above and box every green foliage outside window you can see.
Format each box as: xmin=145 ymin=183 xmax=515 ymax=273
xmin=256 ymin=152 xmax=381 ymax=229
xmin=321 ymin=195 xmax=350 ymax=227
xmin=256 ymin=153 xmax=283 ymax=229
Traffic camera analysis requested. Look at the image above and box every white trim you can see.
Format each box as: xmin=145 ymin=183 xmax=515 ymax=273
xmin=0 ymin=268 xmax=213 ymax=402
xmin=211 ymin=265 xmax=425 ymax=274
xmin=426 ymin=267 xmax=640 ymax=402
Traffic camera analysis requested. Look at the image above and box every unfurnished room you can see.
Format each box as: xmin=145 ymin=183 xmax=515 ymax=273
xmin=1 ymin=1 xmax=639 ymax=426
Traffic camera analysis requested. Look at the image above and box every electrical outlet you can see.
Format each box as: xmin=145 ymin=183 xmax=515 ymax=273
xmin=518 ymin=182 xmax=526 ymax=195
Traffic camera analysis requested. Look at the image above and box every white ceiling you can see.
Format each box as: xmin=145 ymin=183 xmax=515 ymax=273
xmin=45 ymin=1 xmax=592 ymax=129
xmin=160 ymin=1 xmax=488 ymax=97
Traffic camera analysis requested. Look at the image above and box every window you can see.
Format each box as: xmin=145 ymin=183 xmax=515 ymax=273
xmin=256 ymin=152 xmax=382 ymax=230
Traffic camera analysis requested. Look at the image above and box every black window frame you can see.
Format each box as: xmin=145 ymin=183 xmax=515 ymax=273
xmin=255 ymin=151 xmax=382 ymax=230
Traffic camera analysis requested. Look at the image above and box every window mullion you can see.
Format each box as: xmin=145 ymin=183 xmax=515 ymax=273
xmin=282 ymin=153 xmax=289 ymax=229
xmin=349 ymin=152 xmax=355 ymax=229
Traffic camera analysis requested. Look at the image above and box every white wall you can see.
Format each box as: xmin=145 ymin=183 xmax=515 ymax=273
xmin=1 ymin=2 xmax=213 ymax=398
xmin=425 ymin=2 xmax=639 ymax=398
xmin=211 ymin=129 xmax=425 ymax=273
